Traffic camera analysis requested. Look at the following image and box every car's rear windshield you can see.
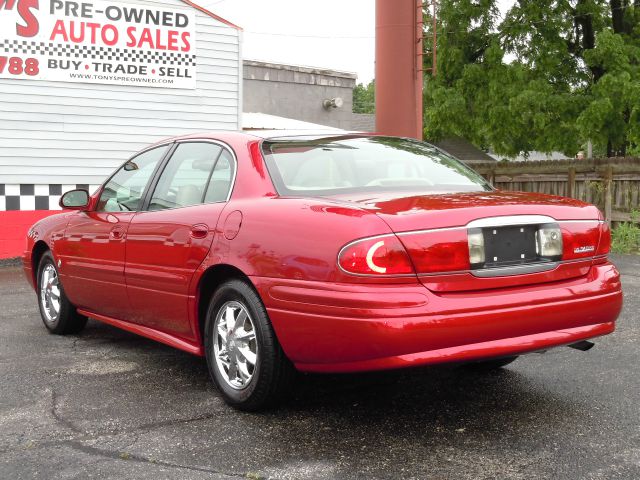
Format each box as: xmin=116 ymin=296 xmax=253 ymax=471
xmin=261 ymin=135 xmax=492 ymax=197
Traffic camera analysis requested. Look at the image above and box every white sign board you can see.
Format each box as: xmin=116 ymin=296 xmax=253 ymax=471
xmin=0 ymin=0 xmax=196 ymax=88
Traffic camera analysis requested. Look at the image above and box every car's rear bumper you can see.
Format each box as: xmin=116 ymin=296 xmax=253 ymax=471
xmin=254 ymin=262 xmax=622 ymax=373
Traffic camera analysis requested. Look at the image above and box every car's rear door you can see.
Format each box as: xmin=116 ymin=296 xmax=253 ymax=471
xmin=58 ymin=145 xmax=170 ymax=320
xmin=124 ymin=141 xmax=236 ymax=341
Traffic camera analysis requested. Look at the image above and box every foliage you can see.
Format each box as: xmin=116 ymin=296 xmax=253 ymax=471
xmin=423 ymin=0 xmax=640 ymax=157
xmin=353 ymin=80 xmax=375 ymax=114
xmin=611 ymin=210 xmax=640 ymax=253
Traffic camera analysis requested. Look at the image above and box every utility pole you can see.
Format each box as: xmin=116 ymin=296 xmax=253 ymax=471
xmin=375 ymin=0 xmax=424 ymax=140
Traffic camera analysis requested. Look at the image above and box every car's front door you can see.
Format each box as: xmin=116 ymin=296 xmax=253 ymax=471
xmin=58 ymin=145 xmax=170 ymax=320
xmin=124 ymin=141 xmax=236 ymax=341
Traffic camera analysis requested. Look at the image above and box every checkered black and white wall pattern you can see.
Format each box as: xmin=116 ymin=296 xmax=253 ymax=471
xmin=0 ymin=40 xmax=197 ymax=67
xmin=0 ymin=184 xmax=101 ymax=211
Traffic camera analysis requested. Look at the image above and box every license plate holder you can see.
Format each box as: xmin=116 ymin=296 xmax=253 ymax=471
xmin=482 ymin=225 xmax=538 ymax=268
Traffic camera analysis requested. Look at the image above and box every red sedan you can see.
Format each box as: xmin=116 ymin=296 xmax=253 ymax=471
xmin=23 ymin=131 xmax=622 ymax=410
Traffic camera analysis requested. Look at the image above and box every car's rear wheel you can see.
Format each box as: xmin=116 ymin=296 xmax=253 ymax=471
xmin=463 ymin=356 xmax=519 ymax=371
xmin=36 ymin=251 xmax=87 ymax=335
xmin=204 ymin=279 xmax=295 ymax=411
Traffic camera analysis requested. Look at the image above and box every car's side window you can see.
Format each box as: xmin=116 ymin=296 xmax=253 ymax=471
xmin=97 ymin=146 xmax=168 ymax=212
xmin=148 ymin=142 xmax=223 ymax=211
xmin=204 ymin=149 xmax=235 ymax=203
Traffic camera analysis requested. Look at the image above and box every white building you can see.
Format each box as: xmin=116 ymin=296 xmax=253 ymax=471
xmin=0 ymin=0 xmax=241 ymax=258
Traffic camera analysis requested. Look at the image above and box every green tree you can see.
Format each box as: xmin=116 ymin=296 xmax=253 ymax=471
xmin=353 ymin=80 xmax=375 ymax=114
xmin=423 ymin=0 xmax=640 ymax=157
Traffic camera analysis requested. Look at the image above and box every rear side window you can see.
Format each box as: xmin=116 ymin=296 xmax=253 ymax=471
xmin=262 ymin=136 xmax=491 ymax=197
xmin=149 ymin=142 xmax=232 ymax=211
xmin=204 ymin=149 xmax=235 ymax=203
xmin=97 ymin=145 xmax=168 ymax=212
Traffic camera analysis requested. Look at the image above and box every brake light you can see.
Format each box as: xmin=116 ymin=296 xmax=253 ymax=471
xmin=338 ymin=235 xmax=414 ymax=275
xmin=560 ymin=221 xmax=601 ymax=260
xmin=596 ymin=221 xmax=611 ymax=256
xmin=399 ymin=229 xmax=471 ymax=274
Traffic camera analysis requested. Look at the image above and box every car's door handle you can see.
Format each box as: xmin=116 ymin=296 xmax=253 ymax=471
xmin=190 ymin=224 xmax=209 ymax=239
xmin=110 ymin=226 xmax=125 ymax=240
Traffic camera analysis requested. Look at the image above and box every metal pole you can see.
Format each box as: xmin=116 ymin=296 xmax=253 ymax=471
xmin=416 ymin=0 xmax=424 ymax=137
xmin=375 ymin=0 xmax=423 ymax=139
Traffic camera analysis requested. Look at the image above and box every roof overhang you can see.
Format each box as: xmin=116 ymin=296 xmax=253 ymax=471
xmin=180 ymin=0 xmax=242 ymax=30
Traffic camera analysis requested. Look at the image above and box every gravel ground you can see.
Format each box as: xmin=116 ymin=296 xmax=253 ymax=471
xmin=0 ymin=255 xmax=638 ymax=479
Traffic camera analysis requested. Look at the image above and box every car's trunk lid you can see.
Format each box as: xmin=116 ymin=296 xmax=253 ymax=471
xmin=331 ymin=190 xmax=601 ymax=229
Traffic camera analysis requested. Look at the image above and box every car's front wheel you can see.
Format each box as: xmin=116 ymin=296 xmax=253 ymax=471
xmin=204 ymin=279 xmax=295 ymax=411
xmin=36 ymin=251 xmax=87 ymax=335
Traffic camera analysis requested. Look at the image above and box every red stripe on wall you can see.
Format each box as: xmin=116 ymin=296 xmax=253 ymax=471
xmin=0 ymin=211 xmax=59 ymax=259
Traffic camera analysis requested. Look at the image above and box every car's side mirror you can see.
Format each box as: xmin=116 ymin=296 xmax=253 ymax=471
xmin=60 ymin=189 xmax=90 ymax=210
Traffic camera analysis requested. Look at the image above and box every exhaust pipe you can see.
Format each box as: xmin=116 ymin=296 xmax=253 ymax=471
xmin=568 ymin=340 xmax=595 ymax=351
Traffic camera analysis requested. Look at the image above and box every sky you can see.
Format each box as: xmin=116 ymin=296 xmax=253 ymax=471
xmin=202 ymin=0 xmax=514 ymax=85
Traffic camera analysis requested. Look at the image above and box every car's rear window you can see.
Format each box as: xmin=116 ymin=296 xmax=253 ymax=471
xmin=261 ymin=136 xmax=492 ymax=197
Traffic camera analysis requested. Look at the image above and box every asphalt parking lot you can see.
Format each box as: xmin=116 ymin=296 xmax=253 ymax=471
xmin=0 ymin=255 xmax=638 ymax=480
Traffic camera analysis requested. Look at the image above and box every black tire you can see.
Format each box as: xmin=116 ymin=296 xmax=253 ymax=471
xmin=204 ymin=279 xmax=295 ymax=411
xmin=462 ymin=356 xmax=518 ymax=371
xmin=36 ymin=251 xmax=87 ymax=335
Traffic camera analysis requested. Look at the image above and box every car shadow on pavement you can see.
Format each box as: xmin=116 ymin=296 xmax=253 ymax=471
xmin=73 ymin=318 xmax=583 ymax=437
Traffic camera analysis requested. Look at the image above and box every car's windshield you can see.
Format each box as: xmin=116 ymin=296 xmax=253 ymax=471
xmin=262 ymin=136 xmax=492 ymax=197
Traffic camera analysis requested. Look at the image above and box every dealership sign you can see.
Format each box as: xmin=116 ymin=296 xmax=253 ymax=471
xmin=0 ymin=0 xmax=196 ymax=88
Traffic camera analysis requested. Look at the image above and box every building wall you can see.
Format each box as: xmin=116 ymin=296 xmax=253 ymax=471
xmin=0 ymin=0 xmax=242 ymax=187
xmin=351 ymin=113 xmax=376 ymax=132
xmin=0 ymin=0 xmax=241 ymax=258
xmin=243 ymin=60 xmax=356 ymax=130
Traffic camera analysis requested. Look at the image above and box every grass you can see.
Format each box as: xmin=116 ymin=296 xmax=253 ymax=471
xmin=611 ymin=210 xmax=640 ymax=254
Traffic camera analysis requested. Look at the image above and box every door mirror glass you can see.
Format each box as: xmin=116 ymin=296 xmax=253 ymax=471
xmin=60 ymin=189 xmax=89 ymax=210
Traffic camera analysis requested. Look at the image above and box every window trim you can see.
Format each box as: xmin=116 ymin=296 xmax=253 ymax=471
xmin=94 ymin=142 xmax=175 ymax=213
xmin=139 ymin=139 xmax=239 ymax=212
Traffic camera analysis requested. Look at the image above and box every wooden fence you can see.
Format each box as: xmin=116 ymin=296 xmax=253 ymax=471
xmin=471 ymin=158 xmax=640 ymax=224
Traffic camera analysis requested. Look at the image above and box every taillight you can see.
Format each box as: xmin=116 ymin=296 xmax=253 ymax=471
xmin=338 ymin=235 xmax=414 ymax=275
xmin=339 ymin=219 xmax=610 ymax=278
xmin=596 ymin=221 xmax=611 ymax=256
xmin=560 ymin=221 xmax=601 ymax=260
xmin=399 ymin=229 xmax=471 ymax=274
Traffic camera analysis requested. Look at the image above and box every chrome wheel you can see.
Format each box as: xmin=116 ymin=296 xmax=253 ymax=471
xmin=40 ymin=264 xmax=61 ymax=323
xmin=213 ymin=301 xmax=258 ymax=390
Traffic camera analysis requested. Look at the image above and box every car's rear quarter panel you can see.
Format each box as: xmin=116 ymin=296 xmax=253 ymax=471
xmin=206 ymin=196 xmax=408 ymax=284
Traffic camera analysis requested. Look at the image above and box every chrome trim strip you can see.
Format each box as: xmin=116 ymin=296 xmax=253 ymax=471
xmin=466 ymin=215 xmax=557 ymax=228
xmin=470 ymin=262 xmax=558 ymax=278
xmin=395 ymin=218 xmax=603 ymax=237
